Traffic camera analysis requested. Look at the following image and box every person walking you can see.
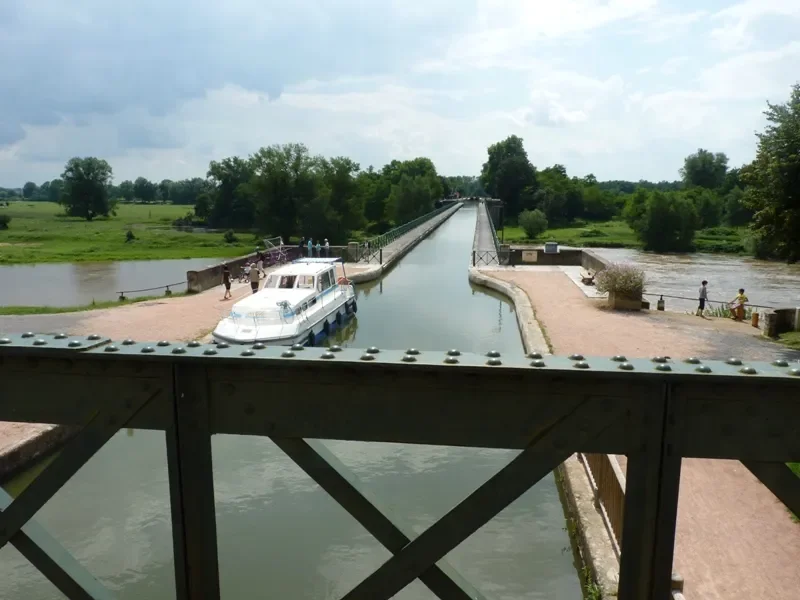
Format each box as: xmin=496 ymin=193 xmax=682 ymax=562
xmin=250 ymin=264 xmax=261 ymax=294
xmin=307 ymin=238 xmax=313 ymax=257
xmin=324 ymin=238 xmax=330 ymax=258
xmin=696 ymin=280 xmax=708 ymax=316
xmin=316 ymin=240 xmax=322 ymax=258
xmin=222 ymin=264 xmax=232 ymax=300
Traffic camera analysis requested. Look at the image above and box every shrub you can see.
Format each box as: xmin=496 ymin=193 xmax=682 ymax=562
xmin=637 ymin=191 xmax=698 ymax=252
xmin=0 ymin=214 xmax=10 ymax=229
xmin=519 ymin=209 xmax=548 ymax=239
xmin=579 ymin=228 xmax=607 ymax=238
xmin=595 ymin=262 xmax=646 ymax=298
xmin=223 ymin=229 xmax=239 ymax=244
xmin=125 ymin=229 xmax=136 ymax=242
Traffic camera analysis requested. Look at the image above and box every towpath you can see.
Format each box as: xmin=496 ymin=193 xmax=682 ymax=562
xmin=482 ymin=267 xmax=800 ymax=600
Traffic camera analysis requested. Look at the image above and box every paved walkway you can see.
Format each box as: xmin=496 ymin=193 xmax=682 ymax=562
xmin=367 ymin=203 xmax=461 ymax=264
xmin=483 ymin=268 xmax=800 ymax=600
xmin=473 ymin=202 xmax=496 ymax=253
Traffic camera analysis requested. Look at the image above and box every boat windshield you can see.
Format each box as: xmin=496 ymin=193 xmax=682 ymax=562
xmin=278 ymin=275 xmax=297 ymax=289
xmin=297 ymin=275 xmax=314 ymax=289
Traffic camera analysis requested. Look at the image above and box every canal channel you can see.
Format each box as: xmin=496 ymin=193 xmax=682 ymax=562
xmin=0 ymin=204 xmax=583 ymax=599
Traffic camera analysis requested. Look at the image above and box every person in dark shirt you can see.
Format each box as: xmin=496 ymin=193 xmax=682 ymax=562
xmin=222 ymin=264 xmax=232 ymax=300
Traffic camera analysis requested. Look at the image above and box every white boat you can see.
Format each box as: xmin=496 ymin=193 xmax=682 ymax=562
xmin=212 ymin=258 xmax=357 ymax=346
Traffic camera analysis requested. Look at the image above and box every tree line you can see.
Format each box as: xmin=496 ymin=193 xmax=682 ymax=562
xmin=480 ymin=83 xmax=799 ymax=262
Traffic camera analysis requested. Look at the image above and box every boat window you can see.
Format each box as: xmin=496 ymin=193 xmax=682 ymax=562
xmin=264 ymin=275 xmax=278 ymax=288
xmin=302 ymin=302 xmax=308 ymax=311
xmin=278 ymin=275 xmax=296 ymax=289
xmin=319 ymin=269 xmax=335 ymax=291
xmin=297 ymin=275 xmax=314 ymax=289
xmin=294 ymin=306 xmax=301 ymax=315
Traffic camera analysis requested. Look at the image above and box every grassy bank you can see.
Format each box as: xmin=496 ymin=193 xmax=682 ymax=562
xmin=776 ymin=331 xmax=800 ymax=350
xmin=0 ymin=201 xmax=256 ymax=264
xmin=498 ymin=219 xmax=748 ymax=253
xmin=0 ymin=293 xmax=186 ymax=315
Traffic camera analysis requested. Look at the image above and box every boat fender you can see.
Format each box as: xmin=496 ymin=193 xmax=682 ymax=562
xmin=337 ymin=276 xmax=350 ymax=285
xmin=323 ymin=320 xmax=330 ymax=335
xmin=336 ymin=311 xmax=343 ymax=326
xmin=307 ymin=331 xmax=315 ymax=347
xmin=351 ymin=300 xmax=358 ymax=314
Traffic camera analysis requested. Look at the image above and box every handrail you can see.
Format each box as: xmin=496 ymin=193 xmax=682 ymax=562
xmin=642 ymin=292 xmax=776 ymax=310
xmin=361 ymin=203 xmax=452 ymax=252
xmin=117 ymin=281 xmax=185 ymax=300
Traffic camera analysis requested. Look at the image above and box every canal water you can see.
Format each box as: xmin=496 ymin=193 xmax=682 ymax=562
xmin=0 ymin=205 xmax=582 ymax=599
xmin=0 ymin=258 xmax=223 ymax=307
xmin=595 ymin=248 xmax=800 ymax=314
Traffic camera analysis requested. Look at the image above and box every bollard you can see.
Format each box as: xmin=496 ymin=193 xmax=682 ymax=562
xmin=751 ymin=312 xmax=759 ymax=328
xmin=657 ymin=295 xmax=665 ymax=311
xmin=380 ymin=248 xmax=383 ymax=265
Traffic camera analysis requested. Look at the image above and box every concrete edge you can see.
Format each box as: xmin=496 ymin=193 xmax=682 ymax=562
xmin=0 ymin=424 xmax=78 ymax=480
xmin=467 ymin=268 xmax=550 ymax=355
xmin=347 ymin=204 xmax=463 ymax=284
xmin=556 ymin=455 xmax=621 ymax=598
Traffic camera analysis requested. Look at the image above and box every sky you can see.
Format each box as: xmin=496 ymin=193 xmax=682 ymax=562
xmin=1 ymin=0 xmax=799 ymax=186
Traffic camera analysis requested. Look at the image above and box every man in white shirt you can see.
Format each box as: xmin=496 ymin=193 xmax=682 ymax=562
xmin=696 ymin=280 xmax=708 ymax=316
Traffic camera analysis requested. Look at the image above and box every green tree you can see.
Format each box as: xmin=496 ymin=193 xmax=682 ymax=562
xmin=388 ymin=175 xmax=436 ymax=224
xmin=318 ymin=156 xmax=363 ymax=236
xmin=519 ymin=209 xmax=548 ymax=239
xmin=133 ymin=177 xmax=157 ymax=203
xmin=723 ymin=186 xmax=753 ymax=227
xmin=47 ymin=179 xmax=63 ymax=203
xmin=741 ymin=83 xmax=800 ymax=262
xmin=623 ymin=188 xmax=651 ymax=232
xmin=680 ymin=149 xmax=728 ymax=189
xmin=637 ymin=191 xmax=698 ymax=252
xmin=22 ymin=181 xmax=37 ymax=199
xmin=118 ymin=180 xmax=134 ymax=202
xmin=685 ymin=187 xmax=723 ymax=229
xmin=582 ymin=185 xmax=617 ymax=220
xmin=158 ymin=179 xmax=173 ymax=202
xmin=206 ymin=156 xmax=256 ymax=230
xmin=480 ymin=135 xmax=537 ymax=218
xmin=60 ymin=157 xmax=114 ymax=221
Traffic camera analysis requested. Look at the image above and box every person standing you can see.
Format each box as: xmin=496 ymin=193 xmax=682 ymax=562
xmin=324 ymin=238 xmax=330 ymax=258
xmin=316 ymin=240 xmax=322 ymax=258
xmin=307 ymin=238 xmax=313 ymax=257
xmin=696 ymin=280 xmax=708 ymax=316
xmin=250 ymin=264 xmax=261 ymax=294
xmin=222 ymin=264 xmax=232 ymax=300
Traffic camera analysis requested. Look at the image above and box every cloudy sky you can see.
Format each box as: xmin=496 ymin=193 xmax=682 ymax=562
xmin=1 ymin=0 xmax=798 ymax=186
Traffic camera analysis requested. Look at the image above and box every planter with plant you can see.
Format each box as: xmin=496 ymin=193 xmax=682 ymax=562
xmin=595 ymin=262 xmax=646 ymax=310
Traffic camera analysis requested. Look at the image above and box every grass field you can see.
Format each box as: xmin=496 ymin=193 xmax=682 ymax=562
xmin=0 ymin=201 xmax=257 ymax=264
xmin=0 ymin=293 xmax=187 ymax=315
xmin=498 ymin=219 xmax=748 ymax=253
xmin=777 ymin=331 xmax=800 ymax=350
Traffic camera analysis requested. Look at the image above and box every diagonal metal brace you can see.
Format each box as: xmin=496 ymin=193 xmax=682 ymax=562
xmin=742 ymin=461 xmax=800 ymax=518
xmin=0 ymin=488 xmax=115 ymax=600
xmin=341 ymin=400 xmax=617 ymax=600
xmin=0 ymin=389 xmax=159 ymax=550
xmin=273 ymin=437 xmax=487 ymax=600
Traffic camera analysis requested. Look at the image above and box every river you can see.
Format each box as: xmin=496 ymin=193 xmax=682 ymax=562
xmin=0 ymin=258 xmax=223 ymax=307
xmin=0 ymin=205 xmax=582 ymax=599
xmin=595 ymin=248 xmax=800 ymax=314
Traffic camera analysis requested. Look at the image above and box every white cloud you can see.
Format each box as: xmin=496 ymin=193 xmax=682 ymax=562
xmin=711 ymin=0 xmax=800 ymax=51
xmin=660 ymin=56 xmax=689 ymax=75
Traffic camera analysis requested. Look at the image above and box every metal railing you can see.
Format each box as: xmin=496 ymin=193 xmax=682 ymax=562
xmin=118 ymin=281 xmax=185 ymax=301
xmin=357 ymin=203 xmax=455 ymax=263
xmin=582 ymin=453 xmax=627 ymax=554
xmin=1 ymin=336 xmax=798 ymax=600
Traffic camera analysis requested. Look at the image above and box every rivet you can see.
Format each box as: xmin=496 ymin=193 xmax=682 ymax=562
xmin=329 ymin=345 xmax=343 ymax=352
xmin=204 ymin=348 xmax=218 ymax=356
xmin=772 ymin=359 xmax=789 ymax=367
xmin=360 ymin=353 xmax=375 ymax=361
xmin=569 ymin=354 xmax=584 ymax=361
xmin=528 ymin=352 xmax=543 ymax=359
xmin=652 ymin=356 xmax=668 ymax=363
xmin=402 ymin=355 xmax=417 ymax=363
xmin=684 ymin=357 xmax=701 ymax=364
xmin=487 ymin=358 xmax=502 ymax=366
xmin=22 ymin=332 xmax=34 ymax=338
xmin=740 ymin=367 xmax=757 ymax=375
xmin=252 ymin=343 xmax=266 ymax=350
xmin=216 ymin=342 xmax=230 ymax=349
xmin=0 ymin=338 xmax=11 ymax=344
xmin=157 ymin=340 xmax=170 ymax=347
xmin=122 ymin=339 xmax=136 ymax=346
xmin=486 ymin=350 xmax=501 ymax=358
xmin=241 ymin=350 xmax=255 ymax=357
xmin=321 ymin=352 xmax=335 ymax=359
xmin=281 ymin=351 xmax=295 ymax=358
xmin=87 ymin=334 xmax=101 ymax=341
xmin=447 ymin=349 xmax=461 ymax=356
xmin=789 ymin=368 xmax=800 ymax=377
xmin=172 ymin=347 xmax=187 ymax=354
xmin=655 ymin=364 xmax=672 ymax=372
xmin=68 ymin=340 xmax=82 ymax=348
xmin=726 ymin=358 xmax=742 ymax=366
xmin=104 ymin=345 xmax=119 ymax=353
xmin=366 ymin=347 xmax=380 ymax=354
xmin=444 ymin=357 xmax=459 ymax=364
xmin=619 ymin=362 xmax=634 ymax=371
xmin=574 ymin=361 xmax=590 ymax=369
xmin=530 ymin=359 xmax=546 ymax=368
xmin=695 ymin=365 xmax=712 ymax=374
xmin=54 ymin=333 xmax=67 ymax=340
xmin=33 ymin=339 xmax=47 ymax=346
xmin=141 ymin=346 xmax=155 ymax=353
xmin=405 ymin=348 xmax=420 ymax=355
xmin=291 ymin=344 xmax=304 ymax=351
xmin=611 ymin=355 xmax=627 ymax=362
xmin=187 ymin=341 xmax=201 ymax=347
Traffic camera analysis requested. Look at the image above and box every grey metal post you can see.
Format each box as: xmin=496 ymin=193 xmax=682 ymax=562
xmin=380 ymin=248 xmax=383 ymax=265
